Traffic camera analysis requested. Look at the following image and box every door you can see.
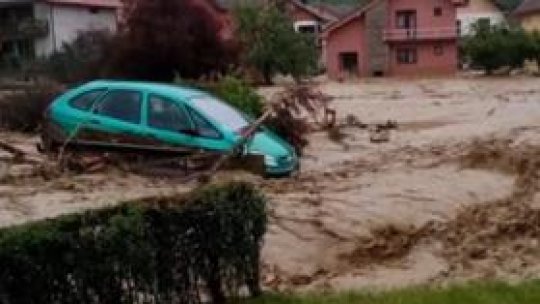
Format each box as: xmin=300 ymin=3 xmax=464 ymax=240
xmin=144 ymin=94 xmax=231 ymax=152
xmin=83 ymin=89 xmax=146 ymax=147
xmin=144 ymin=94 xmax=199 ymax=149
xmin=396 ymin=10 xmax=417 ymax=38
xmin=339 ymin=52 xmax=359 ymax=77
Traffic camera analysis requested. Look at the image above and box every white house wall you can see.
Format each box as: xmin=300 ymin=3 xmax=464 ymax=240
xmin=34 ymin=3 xmax=117 ymax=57
xmin=458 ymin=12 xmax=505 ymax=35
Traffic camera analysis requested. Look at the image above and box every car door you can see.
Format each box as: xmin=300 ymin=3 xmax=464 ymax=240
xmin=82 ymin=89 xmax=147 ymax=148
xmin=144 ymin=94 xmax=200 ymax=150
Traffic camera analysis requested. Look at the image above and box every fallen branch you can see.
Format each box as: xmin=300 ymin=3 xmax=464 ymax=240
xmin=197 ymin=109 xmax=274 ymax=183
xmin=0 ymin=140 xmax=25 ymax=160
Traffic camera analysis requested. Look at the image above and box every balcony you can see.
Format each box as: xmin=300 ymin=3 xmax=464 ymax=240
xmin=0 ymin=19 xmax=49 ymax=40
xmin=383 ymin=27 xmax=458 ymax=42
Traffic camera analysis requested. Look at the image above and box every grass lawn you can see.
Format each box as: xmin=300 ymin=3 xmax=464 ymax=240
xmin=245 ymin=281 xmax=540 ymax=304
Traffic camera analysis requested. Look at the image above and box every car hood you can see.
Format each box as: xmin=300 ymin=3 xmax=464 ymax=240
xmin=246 ymin=130 xmax=294 ymax=158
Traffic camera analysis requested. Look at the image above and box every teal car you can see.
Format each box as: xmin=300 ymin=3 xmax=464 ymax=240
xmin=42 ymin=80 xmax=298 ymax=175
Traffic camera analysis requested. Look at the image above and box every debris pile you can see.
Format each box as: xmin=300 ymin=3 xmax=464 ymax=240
xmin=438 ymin=140 xmax=540 ymax=279
xmin=331 ymin=140 xmax=540 ymax=282
xmin=341 ymin=224 xmax=426 ymax=266
xmin=437 ymin=199 xmax=540 ymax=280
xmin=267 ymin=85 xmax=336 ymax=154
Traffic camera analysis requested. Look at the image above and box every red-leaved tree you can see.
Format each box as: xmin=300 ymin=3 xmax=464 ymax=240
xmin=111 ymin=0 xmax=237 ymax=81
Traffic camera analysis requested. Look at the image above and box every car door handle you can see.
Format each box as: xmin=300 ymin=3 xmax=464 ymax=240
xmin=88 ymin=119 xmax=100 ymax=125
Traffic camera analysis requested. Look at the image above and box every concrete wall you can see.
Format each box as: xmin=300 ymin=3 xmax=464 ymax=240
xmin=325 ymin=17 xmax=366 ymax=80
xmin=457 ymin=0 xmax=505 ymax=35
xmin=365 ymin=0 xmax=388 ymax=75
xmin=388 ymin=41 xmax=457 ymax=76
xmin=34 ymin=3 xmax=117 ymax=57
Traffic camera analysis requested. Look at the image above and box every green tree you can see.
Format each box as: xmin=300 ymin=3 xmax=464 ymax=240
xmin=235 ymin=5 xmax=318 ymax=84
xmin=527 ymin=30 xmax=540 ymax=70
xmin=463 ymin=21 xmax=530 ymax=75
xmin=493 ymin=0 xmax=524 ymax=12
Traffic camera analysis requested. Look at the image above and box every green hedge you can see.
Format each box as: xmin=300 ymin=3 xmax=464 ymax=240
xmin=0 ymin=182 xmax=267 ymax=303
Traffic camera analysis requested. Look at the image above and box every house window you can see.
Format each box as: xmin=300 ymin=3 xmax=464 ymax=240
xmin=89 ymin=7 xmax=100 ymax=14
xmin=294 ymin=21 xmax=319 ymax=34
xmin=477 ymin=18 xmax=491 ymax=28
xmin=297 ymin=25 xmax=316 ymax=34
xmin=396 ymin=10 xmax=416 ymax=29
xmin=434 ymin=7 xmax=442 ymax=17
xmin=397 ymin=48 xmax=417 ymax=64
xmin=434 ymin=45 xmax=444 ymax=56
xmin=456 ymin=20 xmax=462 ymax=36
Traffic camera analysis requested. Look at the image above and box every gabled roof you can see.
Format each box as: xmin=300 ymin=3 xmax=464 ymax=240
xmin=209 ymin=0 xmax=338 ymax=22
xmin=211 ymin=0 xmax=266 ymax=11
xmin=310 ymin=3 xmax=356 ymax=19
xmin=322 ymin=0 xmax=380 ymax=37
xmin=288 ymin=0 xmax=339 ymax=22
xmin=44 ymin=0 xmax=121 ymax=9
xmin=513 ymin=0 xmax=540 ymax=17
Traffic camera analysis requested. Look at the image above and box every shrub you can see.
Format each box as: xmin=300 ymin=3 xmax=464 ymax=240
xmin=175 ymin=75 xmax=265 ymax=118
xmin=213 ymin=76 xmax=265 ymax=118
xmin=264 ymin=85 xmax=335 ymax=155
xmin=462 ymin=22 xmax=532 ymax=74
xmin=0 ymin=82 xmax=64 ymax=132
xmin=527 ymin=30 xmax=540 ymax=70
xmin=0 ymin=181 xmax=267 ymax=303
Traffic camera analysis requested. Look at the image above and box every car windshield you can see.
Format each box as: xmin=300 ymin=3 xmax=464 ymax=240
xmin=191 ymin=96 xmax=250 ymax=132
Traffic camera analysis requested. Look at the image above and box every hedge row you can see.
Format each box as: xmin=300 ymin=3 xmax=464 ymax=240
xmin=0 ymin=182 xmax=267 ymax=304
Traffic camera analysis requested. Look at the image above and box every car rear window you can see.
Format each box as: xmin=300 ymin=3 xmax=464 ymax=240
xmin=69 ymin=89 xmax=106 ymax=111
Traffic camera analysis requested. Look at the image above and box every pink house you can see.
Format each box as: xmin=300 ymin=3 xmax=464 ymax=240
xmin=323 ymin=0 xmax=466 ymax=79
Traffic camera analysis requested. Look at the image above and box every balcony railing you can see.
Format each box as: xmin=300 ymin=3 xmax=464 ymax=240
xmin=383 ymin=27 xmax=458 ymax=42
xmin=0 ymin=19 xmax=49 ymax=40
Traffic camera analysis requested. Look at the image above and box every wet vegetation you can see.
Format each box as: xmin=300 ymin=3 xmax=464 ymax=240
xmin=247 ymin=281 xmax=540 ymax=304
xmin=0 ymin=182 xmax=267 ymax=303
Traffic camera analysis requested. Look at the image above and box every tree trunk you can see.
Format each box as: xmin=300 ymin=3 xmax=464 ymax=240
xmin=263 ymin=70 xmax=273 ymax=85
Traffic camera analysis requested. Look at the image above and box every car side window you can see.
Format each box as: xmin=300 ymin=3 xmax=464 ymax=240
xmin=96 ymin=90 xmax=142 ymax=124
xmin=69 ymin=89 xmax=106 ymax=111
xmin=187 ymin=108 xmax=221 ymax=139
xmin=147 ymin=95 xmax=192 ymax=132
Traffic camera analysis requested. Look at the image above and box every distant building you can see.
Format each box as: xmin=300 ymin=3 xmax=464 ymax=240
xmin=323 ymin=0 xmax=467 ymax=79
xmin=457 ymin=0 xmax=505 ymax=36
xmin=513 ymin=0 xmax=540 ymax=32
xmin=0 ymin=0 xmax=120 ymax=66
xmin=284 ymin=0 xmax=339 ymax=35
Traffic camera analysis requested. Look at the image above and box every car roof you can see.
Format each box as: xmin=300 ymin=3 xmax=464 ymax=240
xmin=82 ymin=80 xmax=209 ymax=101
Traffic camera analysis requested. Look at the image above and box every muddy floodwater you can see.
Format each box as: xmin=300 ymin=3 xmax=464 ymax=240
xmin=1 ymin=77 xmax=540 ymax=292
